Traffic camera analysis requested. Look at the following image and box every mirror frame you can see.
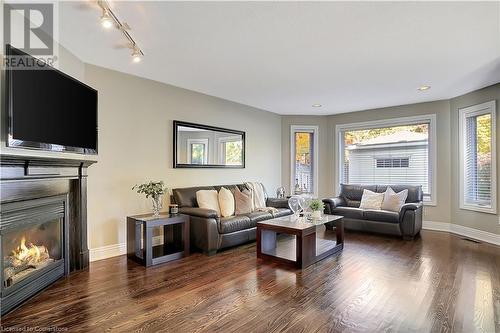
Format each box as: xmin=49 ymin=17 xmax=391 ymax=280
xmin=173 ymin=120 xmax=246 ymax=168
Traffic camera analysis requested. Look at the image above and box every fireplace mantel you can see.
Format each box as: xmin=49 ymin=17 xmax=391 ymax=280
xmin=0 ymin=154 xmax=96 ymax=272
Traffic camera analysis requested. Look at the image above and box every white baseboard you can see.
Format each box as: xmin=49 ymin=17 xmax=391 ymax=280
xmin=423 ymin=221 xmax=500 ymax=246
xmin=89 ymin=236 xmax=164 ymax=262
xmin=89 ymin=243 xmax=126 ymax=262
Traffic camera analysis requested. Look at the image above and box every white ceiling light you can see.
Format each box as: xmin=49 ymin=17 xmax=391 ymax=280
xmin=312 ymin=103 xmax=322 ymax=107
xmin=417 ymin=85 xmax=431 ymax=91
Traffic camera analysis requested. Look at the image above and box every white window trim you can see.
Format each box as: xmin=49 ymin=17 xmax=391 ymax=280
xmin=290 ymin=125 xmax=319 ymax=197
xmin=218 ymin=135 xmax=242 ymax=164
xmin=459 ymin=101 xmax=497 ymax=214
xmin=334 ymin=114 xmax=437 ymax=206
xmin=187 ymin=138 xmax=209 ymax=164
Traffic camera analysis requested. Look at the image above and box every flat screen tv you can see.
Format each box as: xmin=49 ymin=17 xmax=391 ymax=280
xmin=5 ymin=45 xmax=98 ymax=154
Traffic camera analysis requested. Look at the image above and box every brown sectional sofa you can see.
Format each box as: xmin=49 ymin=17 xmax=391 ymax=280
xmin=172 ymin=183 xmax=291 ymax=255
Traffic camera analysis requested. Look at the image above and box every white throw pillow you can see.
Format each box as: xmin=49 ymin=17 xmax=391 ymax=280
xmin=381 ymin=187 xmax=408 ymax=212
xmin=218 ymin=187 xmax=235 ymax=217
xmin=196 ymin=190 xmax=220 ymax=216
xmin=359 ymin=189 xmax=384 ymax=210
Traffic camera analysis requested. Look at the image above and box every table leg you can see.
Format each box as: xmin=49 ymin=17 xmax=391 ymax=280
xmin=335 ymin=219 xmax=345 ymax=245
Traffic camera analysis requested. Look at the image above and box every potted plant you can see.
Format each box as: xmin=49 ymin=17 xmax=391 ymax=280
xmin=309 ymin=199 xmax=324 ymax=219
xmin=133 ymin=181 xmax=168 ymax=217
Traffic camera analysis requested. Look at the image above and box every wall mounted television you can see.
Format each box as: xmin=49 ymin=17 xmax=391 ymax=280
xmin=5 ymin=45 xmax=98 ymax=154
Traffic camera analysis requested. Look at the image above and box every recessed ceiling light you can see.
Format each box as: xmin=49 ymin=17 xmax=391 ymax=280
xmin=312 ymin=104 xmax=322 ymax=107
xmin=417 ymin=85 xmax=431 ymax=91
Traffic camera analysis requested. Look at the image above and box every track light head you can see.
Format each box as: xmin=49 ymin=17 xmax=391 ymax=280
xmin=131 ymin=48 xmax=142 ymax=63
xmin=100 ymin=10 xmax=113 ymax=29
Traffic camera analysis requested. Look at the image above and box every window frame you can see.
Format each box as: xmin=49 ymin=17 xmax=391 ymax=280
xmin=335 ymin=114 xmax=437 ymax=205
xmin=459 ymin=101 xmax=497 ymax=214
xmin=290 ymin=125 xmax=319 ymax=196
xmin=218 ymin=135 xmax=243 ymax=165
xmin=187 ymin=138 xmax=208 ymax=164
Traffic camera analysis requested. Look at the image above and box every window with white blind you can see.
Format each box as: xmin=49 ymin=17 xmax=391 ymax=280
xmin=291 ymin=126 xmax=318 ymax=196
xmin=459 ymin=101 xmax=497 ymax=214
xmin=336 ymin=115 xmax=436 ymax=204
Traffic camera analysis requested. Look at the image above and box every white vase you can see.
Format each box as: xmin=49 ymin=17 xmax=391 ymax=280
xmin=312 ymin=210 xmax=322 ymax=219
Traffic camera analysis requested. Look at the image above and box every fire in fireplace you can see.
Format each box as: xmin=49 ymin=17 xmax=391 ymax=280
xmin=4 ymin=235 xmax=57 ymax=288
xmin=1 ymin=196 xmax=68 ymax=315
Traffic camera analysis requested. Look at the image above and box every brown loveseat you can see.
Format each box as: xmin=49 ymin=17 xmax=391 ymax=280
xmin=172 ymin=183 xmax=291 ymax=255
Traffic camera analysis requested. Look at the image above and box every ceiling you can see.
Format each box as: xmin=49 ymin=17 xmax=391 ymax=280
xmin=58 ymin=1 xmax=500 ymax=115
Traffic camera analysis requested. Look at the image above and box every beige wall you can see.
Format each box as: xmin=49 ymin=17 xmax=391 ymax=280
xmin=84 ymin=64 xmax=282 ymax=249
xmin=450 ymin=84 xmax=500 ymax=234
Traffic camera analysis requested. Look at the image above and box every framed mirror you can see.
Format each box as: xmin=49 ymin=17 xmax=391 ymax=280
xmin=173 ymin=121 xmax=245 ymax=168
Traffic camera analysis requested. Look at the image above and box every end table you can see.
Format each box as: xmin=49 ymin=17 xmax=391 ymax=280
xmin=127 ymin=213 xmax=189 ymax=267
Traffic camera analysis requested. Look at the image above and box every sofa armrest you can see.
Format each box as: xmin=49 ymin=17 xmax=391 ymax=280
xmin=179 ymin=207 xmax=219 ymax=219
xmin=399 ymin=202 xmax=423 ymax=216
xmin=266 ymin=197 xmax=289 ymax=209
xmin=399 ymin=202 xmax=423 ymax=239
xmin=322 ymin=197 xmax=345 ymax=214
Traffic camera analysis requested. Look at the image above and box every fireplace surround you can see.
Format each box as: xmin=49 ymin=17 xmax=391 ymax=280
xmin=0 ymin=154 xmax=95 ymax=315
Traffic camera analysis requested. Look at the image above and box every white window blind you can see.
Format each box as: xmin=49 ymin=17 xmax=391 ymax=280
xmin=460 ymin=101 xmax=497 ymax=214
xmin=338 ymin=117 xmax=435 ymax=203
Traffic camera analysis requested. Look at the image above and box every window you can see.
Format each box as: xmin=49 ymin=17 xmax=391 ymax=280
xmin=336 ymin=115 xmax=436 ymax=204
xmin=459 ymin=101 xmax=497 ymax=214
xmin=291 ymin=126 xmax=318 ymax=195
xmin=219 ymin=137 xmax=243 ymax=165
xmin=187 ymin=139 xmax=208 ymax=164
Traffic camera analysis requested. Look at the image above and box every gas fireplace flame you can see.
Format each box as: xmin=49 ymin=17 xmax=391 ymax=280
xmin=11 ymin=236 xmax=49 ymax=266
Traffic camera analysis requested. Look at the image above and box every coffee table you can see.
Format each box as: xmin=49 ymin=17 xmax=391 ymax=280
xmin=256 ymin=214 xmax=344 ymax=269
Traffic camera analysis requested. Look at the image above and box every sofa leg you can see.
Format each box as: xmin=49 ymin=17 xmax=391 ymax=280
xmin=204 ymin=250 xmax=217 ymax=256
xmin=402 ymin=235 xmax=414 ymax=241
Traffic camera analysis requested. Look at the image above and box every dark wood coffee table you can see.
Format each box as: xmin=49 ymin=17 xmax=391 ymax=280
xmin=256 ymin=214 xmax=344 ymax=269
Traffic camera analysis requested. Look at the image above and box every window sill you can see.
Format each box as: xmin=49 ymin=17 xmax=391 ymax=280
xmin=423 ymin=200 xmax=437 ymax=207
xmin=460 ymin=203 xmax=497 ymax=215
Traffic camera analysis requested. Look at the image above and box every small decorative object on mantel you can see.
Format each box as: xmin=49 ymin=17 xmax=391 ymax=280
xmin=132 ymin=181 xmax=168 ymax=217
xmin=169 ymin=204 xmax=179 ymax=215
xmin=276 ymin=187 xmax=285 ymax=198
xmin=309 ymin=198 xmax=325 ymax=220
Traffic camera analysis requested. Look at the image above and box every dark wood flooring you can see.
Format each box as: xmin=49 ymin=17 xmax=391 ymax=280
xmin=1 ymin=230 xmax=499 ymax=333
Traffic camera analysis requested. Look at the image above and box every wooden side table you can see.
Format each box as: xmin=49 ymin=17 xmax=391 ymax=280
xmin=127 ymin=213 xmax=189 ymax=267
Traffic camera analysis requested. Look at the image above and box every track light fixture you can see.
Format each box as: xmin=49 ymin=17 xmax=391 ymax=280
xmin=97 ymin=0 xmax=145 ymax=63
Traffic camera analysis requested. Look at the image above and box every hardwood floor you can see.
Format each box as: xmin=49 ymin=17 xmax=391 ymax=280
xmin=1 ymin=230 xmax=499 ymax=333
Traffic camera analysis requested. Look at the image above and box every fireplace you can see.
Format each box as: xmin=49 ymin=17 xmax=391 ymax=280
xmin=1 ymin=196 xmax=69 ymax=314
xmin=0 ymin=154 xmax=95 ymax=315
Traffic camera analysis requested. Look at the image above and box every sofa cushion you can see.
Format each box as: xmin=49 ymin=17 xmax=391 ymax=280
xmin=363 ymin=209 xmax=399 ymax=223
xmin=196 ymin=190 xmax=221 ymax=216
xmin=219 ymin=215 xmax=254 ymax=234
xmin=272 ymin=208 xmax=293 ymax=218
xmin=244 ymin=211 xmax=273 ymax=223
xmin=218 ymin=187 xmax=235 ymax=217
xmin=234 ymin=187 xmax=253 ymax=215
xmin=359 ymin=189 xmax=384 ymax=210
xmin=332 ymin=207 xmax=364 ymax=220
xmin=381 ymin=187 xmax=408 ymax=212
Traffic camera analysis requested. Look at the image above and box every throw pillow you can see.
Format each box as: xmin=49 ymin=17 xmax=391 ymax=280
xmin=233 ymin=187 xmax=253 ymax=215
xmin=359 ymin=189 xmax=384 ymax=210
xmin=381 ymin=187 xmax=408 ymax=212
xmin=218 ymin=187 xmax=235 ymax=217
xmin=196 ymin=190 xmax=220 ymax=216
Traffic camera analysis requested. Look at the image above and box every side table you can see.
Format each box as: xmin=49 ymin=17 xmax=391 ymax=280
xmin=127 ymin=213 xmax=189 ymax=267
